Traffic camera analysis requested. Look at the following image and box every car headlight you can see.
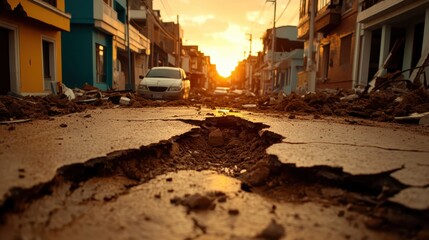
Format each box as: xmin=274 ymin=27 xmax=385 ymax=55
xmin=168 ymin=86 xmax=182 ymax=91
xmin=138 ymin=84 xmax=149 ymax=90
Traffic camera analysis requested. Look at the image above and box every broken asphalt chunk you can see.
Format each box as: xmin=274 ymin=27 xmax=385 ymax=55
xmin=171 ymin=193 xmax=214 ymax=211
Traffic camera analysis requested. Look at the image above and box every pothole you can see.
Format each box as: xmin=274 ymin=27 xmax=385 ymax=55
xmin=0 ymin=116 xmax=428 ymax=239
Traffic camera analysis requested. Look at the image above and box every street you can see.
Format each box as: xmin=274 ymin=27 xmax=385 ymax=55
xmin=1 ymin=106 xmax=428 ymax=239
xmin=2 ymin=0 xmax=429 ymax=238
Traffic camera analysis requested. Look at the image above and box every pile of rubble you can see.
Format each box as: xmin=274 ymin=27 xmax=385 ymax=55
xmin=191 ymin=86 xmax=429 ymax=124
xmin=1 ymin=83 xmax=429 ymax=124
xmin=265 ymin=88 xmax=429 ymax=123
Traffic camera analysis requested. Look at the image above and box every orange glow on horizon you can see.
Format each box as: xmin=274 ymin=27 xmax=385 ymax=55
xmin=153 ymin=0 xmax=300 ymax=78
xmin=214 ymin=57 xmax=235 ymax=77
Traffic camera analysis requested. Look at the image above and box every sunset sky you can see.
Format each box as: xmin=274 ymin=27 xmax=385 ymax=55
xmin=153 ymin=0 xmax=300 ymax=77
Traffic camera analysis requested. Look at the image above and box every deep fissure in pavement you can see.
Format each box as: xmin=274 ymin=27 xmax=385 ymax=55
xmin=0 ymin=116 xmax=427 ymax=238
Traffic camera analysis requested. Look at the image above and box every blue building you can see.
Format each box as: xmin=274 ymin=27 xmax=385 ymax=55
xmin=62 ymin=0 xmax=150 ymax=91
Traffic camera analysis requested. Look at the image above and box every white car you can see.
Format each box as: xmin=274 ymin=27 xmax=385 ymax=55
xmin=137 ymin=67 xmax=190 ymax=100
xmin=213 ymin=87 xmax=230 ymax=96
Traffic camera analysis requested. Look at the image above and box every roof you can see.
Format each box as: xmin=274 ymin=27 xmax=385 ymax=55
xmin=150 ymin=66 xmax=183 ymax=71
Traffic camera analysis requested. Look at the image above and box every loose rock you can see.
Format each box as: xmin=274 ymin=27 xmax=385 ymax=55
xmin=256 ymin=220 xmax=286 ymax=240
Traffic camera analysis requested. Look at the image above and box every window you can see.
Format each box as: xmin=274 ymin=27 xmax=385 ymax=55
xmin=42 ymin=0 xmax=56 ymax=7
xmin=361 ymin=0 xmax=383 ymax=11
xmin=146 ymin=68 xmax=181 ymax=79
xmin=299 ymin=0 xmax=309 ymax=18
xmin=340 ymin=34 xmax=352 ymax=65
xmin=43 ymin=41 xmax=51 ymax=78
xmin=321 ymin=44 xmax=330 ymax=79
xmin=114 ymin=2 xmax=126 ymax=23
xmin=317 ymin=0 xmax=331 ymax=11
xmin=285 ymin=69 xmax=291 ymax=86
xmin=96 ymin=44 xmax=106 ymax=83
xmin=343 ymin=0 xmax=353 ymax=12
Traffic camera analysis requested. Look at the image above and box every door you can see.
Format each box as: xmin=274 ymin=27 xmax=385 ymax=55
xmin=0 ymin=27 xmax=11 ymax=95
xmin=42 ymin=39 xmax=55 ymax=91
xmin=321 ymin=44 xmax=330 ymax=81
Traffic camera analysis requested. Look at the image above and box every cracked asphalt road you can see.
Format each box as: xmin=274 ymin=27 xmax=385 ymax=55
xmin=0 ymin=107 xmax=428 ymax=239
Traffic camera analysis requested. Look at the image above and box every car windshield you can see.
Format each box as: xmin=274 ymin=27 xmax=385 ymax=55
xmin=146 ymin=68 xmax=181 ymax=79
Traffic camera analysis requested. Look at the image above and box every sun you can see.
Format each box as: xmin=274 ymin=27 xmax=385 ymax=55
xmin=202 ymin=45 xmax=244 ymax=78
xmin=211 ymin=54 xmax=236 ymax=78
xmin=216 ymin=63 xmax=233 ymax=78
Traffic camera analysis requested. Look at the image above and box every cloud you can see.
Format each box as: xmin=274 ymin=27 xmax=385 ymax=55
xmin=246 ymin=11 xmax=260 ymax=22
xmin=209 ymin=24 xmax=249 ymax=45
xmin=153 ymin=0 xmax=301 ymax=76
xmin=180 ymin=14 xmax=215 ymax=26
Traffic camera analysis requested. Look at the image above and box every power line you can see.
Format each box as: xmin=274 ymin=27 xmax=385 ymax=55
xmin=259 ymin=1 xmax=270 ymax=21
xmin=283 ymin=7 xmax=298 ymax=25
xmin=145 ymin=2 xmax=178 ymax=41
xmin=251 ymin=0 xmax=269 ymax=33
xmin=276 ymin=0 xmax=291 ymax=23
xmin=159 ymin=0 xmax=173 ymax=20
xmin=164 ymin=0 xmax=174 ymax=19
xmin=133 ymin=18 xmax=177 ymax=42
xmin=264 ymin=1 xmax=276 ymax=32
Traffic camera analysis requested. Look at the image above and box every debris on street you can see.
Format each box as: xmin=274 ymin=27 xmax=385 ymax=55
xmin=1 ymin=83 xmax=428 ymax=124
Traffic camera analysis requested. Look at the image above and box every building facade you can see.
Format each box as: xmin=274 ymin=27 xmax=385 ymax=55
xmin=181 ymin=45 xmax=207 ymax=88
xmin=354 ymin=0 xmax=429 ymax=88
xmin=130 ymin=0 xmax=181 ymax=70
xmin=275 ymin=49 xmax=304 ymax=95
xmin=297 ymin=0 xmax=357 ymax=91
xmin=1 ymin=0 xmax=70 ymax=95
xmin=62 ymin=0 xmax=150 ymax=91
xmin=256 ymin=26 xmax=304 ymax=95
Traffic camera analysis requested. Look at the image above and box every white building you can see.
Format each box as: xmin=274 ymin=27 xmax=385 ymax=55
xmin=354 ymin=0 xmax=429 ymax=88
xmin=261 ymin=26 xmax=304 ymax=95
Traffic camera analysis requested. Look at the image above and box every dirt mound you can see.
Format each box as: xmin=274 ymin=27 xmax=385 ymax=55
xmin=0 ymin=95 xmax=85 ymax=121
xmin=264 ymin=88 xmax=429 ymax=122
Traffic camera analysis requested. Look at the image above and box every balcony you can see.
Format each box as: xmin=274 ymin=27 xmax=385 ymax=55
xmin=357 ymin=0 xmax=428 ymax=27
xmin=27 ymin=0 xmax=70 ymax=31
xmin=314 ymin=8 xmax=341 ymax=33
xmin=297 ymin=16 xmax=309 ymax=39
xmin=360 ymin=0 xmax=383 ymax=11
xmin=93 ymin=0 xmax=122 ymax=35
xmin=93 ymin=0 xmax=150 ymax=54
xmin=129 ymin=25 xmax=150 ymax=54
xmin=130 ymin=8 xmax=147 ymax=24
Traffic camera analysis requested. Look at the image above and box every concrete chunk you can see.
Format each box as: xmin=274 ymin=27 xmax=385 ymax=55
xmin=208 ymin=128 xmax=224 ymax=147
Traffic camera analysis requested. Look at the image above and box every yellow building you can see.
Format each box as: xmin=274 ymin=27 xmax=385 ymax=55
xmin=0 ymin=0 xmax=70 ymax=95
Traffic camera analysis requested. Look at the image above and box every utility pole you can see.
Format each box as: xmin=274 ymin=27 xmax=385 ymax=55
xmin=177 ymin=15 xmax=181 ymax=68
xmin=246 ymin=33 xmax=253 ymax=91
xmin=267 ymin=0 xmax=276 ymax=93
xmin=246 ymin=33 xmax=252 ymax=56
xmin=308 ymin=0 xmax=316 ymax=92
xmin=126 ymin=0 xmax=132 ymax=90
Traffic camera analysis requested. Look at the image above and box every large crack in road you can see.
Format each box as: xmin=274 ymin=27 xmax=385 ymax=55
xmin=0 ymin=116 xmax=428 ymax=239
